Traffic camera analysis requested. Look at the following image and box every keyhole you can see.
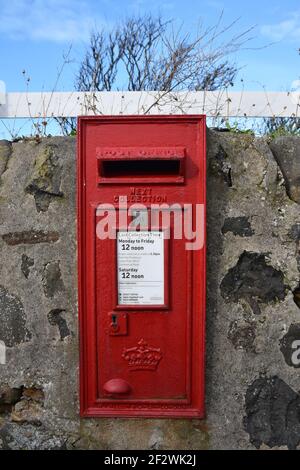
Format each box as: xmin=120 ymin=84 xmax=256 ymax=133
xmin=112 ymin=314 xmax=118 ymax=329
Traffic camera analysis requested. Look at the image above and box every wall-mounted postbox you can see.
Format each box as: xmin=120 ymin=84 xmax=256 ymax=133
xmin=78 ymin=115 xmax=206 ymax=418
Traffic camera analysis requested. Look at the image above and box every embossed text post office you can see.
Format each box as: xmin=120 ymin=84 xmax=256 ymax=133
xmin=77 ymin=115 xmax=206 ymax=417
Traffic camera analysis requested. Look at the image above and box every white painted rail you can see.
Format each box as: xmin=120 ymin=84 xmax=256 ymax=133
xmin=0 ymin=90 xmax=299 ymax=118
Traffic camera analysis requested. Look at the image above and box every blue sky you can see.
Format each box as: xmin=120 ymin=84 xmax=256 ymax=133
xmin=0 ymin=0 xmax=299 ymax=94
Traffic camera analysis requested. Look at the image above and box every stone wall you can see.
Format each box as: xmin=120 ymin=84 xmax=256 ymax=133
xmin=0 ymin=131 xmax=299 ymax=450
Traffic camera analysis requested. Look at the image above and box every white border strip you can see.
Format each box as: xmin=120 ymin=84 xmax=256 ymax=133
xmin=0 ymin=90 xmax=299 ymax=118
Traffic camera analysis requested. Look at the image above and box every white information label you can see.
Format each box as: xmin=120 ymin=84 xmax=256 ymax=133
xmin=117 ymin=231 xmax=164 ymax=305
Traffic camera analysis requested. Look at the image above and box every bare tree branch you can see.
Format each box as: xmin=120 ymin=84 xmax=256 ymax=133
xmin=58 ymin=13 xmax=255 ymax=134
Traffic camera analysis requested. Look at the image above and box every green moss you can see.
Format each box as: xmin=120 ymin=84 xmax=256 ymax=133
xmin=267 ymin=126 xmax=300 ymax=140
xmin=224 ymin=120 xmax=255 ymax=135
xmin=33 ymin=147 xmax=55 ymax=179
xmin=165 ymin=419 xmax=210 ymax=450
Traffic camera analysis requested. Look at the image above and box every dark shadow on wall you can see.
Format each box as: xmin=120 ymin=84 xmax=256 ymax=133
xmin=205 ymin=129 xmax=232 ymax=413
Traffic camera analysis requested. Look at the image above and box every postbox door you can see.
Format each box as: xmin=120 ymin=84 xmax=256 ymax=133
xmin=96 ymin=224 xmax=192 ymax=402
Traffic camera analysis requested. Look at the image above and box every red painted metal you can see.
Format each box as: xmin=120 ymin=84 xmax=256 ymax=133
xmin=97 ymin=147 xmax=185 ymax=184
xmin=108 ymin=312 xmax=128 ymax=336
xmin=77 ymin=115 xmax=206 ymax=418
xmin=103 ymin=378 xmax=131 ymax=396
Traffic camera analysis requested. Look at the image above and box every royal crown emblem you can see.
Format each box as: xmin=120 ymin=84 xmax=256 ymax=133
xmin=122 ymin=339 xmax=163 ymax=371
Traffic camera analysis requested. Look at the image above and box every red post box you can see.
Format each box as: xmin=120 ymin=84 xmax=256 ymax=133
xmin=77 ymin=115 xmax=206 ymax=418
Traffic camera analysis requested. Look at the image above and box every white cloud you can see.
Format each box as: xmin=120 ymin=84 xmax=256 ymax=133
xmin=0 ymin=0 xmax=106 ymax=42
xmin=261 ymin=11 xmax=300 ymax=41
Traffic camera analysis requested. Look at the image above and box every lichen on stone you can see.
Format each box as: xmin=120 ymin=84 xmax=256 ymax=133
xmin=25 ymin=145 xmax=64 ymax=212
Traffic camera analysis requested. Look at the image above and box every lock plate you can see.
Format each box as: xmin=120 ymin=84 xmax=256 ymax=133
xmin=108 ymin=312 xmax=128 ymax=336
